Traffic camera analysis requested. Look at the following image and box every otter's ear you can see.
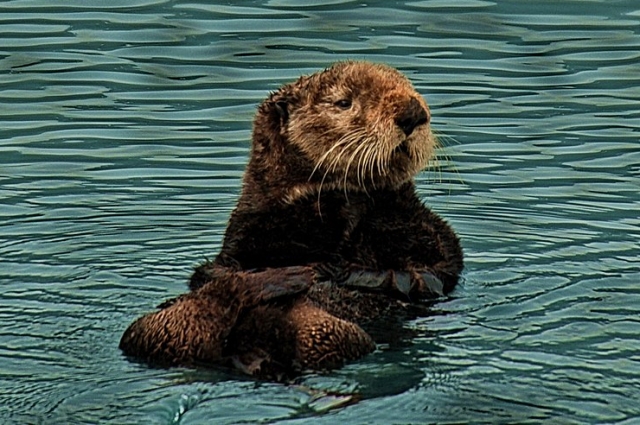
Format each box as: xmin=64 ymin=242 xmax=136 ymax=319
xmin=274 ymin=99 xmax=289 ymax=122
xmin=269 ymin=83 xmax=300 ymax=125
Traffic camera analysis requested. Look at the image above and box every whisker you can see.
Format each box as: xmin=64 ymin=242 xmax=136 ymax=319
xmin=311 ymin=129 xmax=366 ymax=210
xmin=349 ymin=138 xmax=369 ymax=185
xmin=363 ymin=137 xmax=377 ymax=189
xmin=430 ymin=130 xmax=462 ymax=186
xmin=329 ymin=137 xmax=360 ymax=175
xmin=309 ymin=134 xmax=356 ymax=181
xmin=316 ymin=135 xmax=362 ymax=200
xmin=343 ymin=139 xmax=367 ymax=195
xmin=359 ymin=137 xmax=373 ymax=190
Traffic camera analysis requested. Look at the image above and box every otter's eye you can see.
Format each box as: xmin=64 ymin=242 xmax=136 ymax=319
xmin=334 ymin=99 xmax=352 ymax=109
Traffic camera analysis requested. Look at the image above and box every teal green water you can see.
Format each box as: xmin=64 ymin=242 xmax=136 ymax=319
xmin=1 ymin=1 xmax=639 ymax=423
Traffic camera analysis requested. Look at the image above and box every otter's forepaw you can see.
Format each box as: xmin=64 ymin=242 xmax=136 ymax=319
xmin=383 ymin=269 xmax=444 ymax=300
xmin=189 ymin=261 xmax=232 ymax=290
xmin=408 ymin=269 xmax=444 ymax=299
xmin=313 ymin=263 xmax=351 ymax=283
xmin=245 ymin=266 xmax=315 ymax=303
xmin=338 ymin=269 xmax=391 ymax=291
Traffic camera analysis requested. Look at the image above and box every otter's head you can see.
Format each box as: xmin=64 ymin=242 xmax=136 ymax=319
xmin=251 ymin=61 xmax=436 ymax=202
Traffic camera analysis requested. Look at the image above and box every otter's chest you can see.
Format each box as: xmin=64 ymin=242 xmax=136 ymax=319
xmin=285 ymin=194 xmax=370 ymax=254
xmin=221 ymin=194 xmax=369 ymax=268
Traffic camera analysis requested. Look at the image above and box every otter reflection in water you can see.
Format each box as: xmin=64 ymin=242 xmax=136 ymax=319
xmin=120 ymin=61 xmax=463 ymax=380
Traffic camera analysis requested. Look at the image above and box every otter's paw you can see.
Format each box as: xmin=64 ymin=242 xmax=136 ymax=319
xmin=313 ymin=262 xmax=351 ymax=283
xmin=189 ymin=260 xmax=232 ymax=290
xmin=246 ymin=266 xmax=315 ymax=303
xmin=406 ymin=269 xmax=444 ymax=299
xmin=336 ymin=268 xmax=445 ymax=300
xmin=338 ymin=269 xmax=391 ymax=291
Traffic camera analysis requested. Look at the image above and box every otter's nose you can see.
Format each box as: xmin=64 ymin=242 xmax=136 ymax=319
xmin=395 ymin=97 xmax=428 ymax=136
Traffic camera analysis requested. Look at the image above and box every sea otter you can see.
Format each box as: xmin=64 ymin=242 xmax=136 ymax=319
xmin=120 ymin=61 xmax=463 ymax=379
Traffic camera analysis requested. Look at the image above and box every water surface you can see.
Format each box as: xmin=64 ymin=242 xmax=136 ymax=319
xmin=1 ymin=0 xmax=639 ymax=423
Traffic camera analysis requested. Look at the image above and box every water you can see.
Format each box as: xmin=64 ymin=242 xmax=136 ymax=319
xmin=1 ymin=0 xmax=639 ymax=423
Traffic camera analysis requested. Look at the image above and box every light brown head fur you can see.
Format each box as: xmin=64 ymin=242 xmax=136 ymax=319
xmin=245 ymin=61 xmax=436 ymax=204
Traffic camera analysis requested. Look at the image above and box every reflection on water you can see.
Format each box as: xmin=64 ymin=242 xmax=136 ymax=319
xmin=1 ymin=0 xmax=639 ymax=423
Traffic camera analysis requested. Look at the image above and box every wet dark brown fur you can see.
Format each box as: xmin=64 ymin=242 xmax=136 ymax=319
xmin=120 ymin=61 xmax=463 ymax=379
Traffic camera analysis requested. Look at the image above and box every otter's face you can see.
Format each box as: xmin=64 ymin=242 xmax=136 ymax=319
xmin=278 ymin=61 xmax=436 ymax=193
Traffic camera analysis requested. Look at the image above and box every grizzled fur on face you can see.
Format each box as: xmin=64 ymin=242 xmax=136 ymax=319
xmin=247 ymin=61 xmax=436 ymax=204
